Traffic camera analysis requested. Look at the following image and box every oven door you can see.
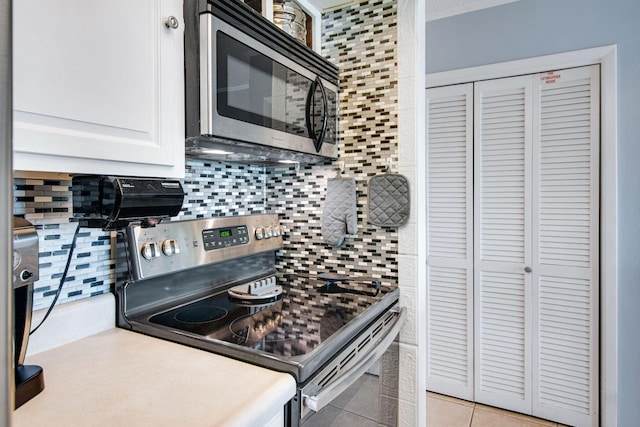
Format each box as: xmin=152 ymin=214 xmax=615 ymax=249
xmin=295 ymin=306 xmax=406 ymax=427
xmin=200 ymin=14 xmax=338 ymax=158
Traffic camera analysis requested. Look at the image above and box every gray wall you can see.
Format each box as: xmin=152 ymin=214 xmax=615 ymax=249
xmin=426 ymin=0 xmax=640 ymax=423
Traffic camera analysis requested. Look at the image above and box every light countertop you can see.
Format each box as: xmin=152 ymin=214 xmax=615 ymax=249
xmin=13 ymin=328 xmax=296 ymax=427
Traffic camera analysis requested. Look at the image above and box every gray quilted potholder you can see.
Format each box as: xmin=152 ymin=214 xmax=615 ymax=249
xmin=368 ymin=173 xmax=410 ymax=227
xmin=322 ymin=177 xmax=357 ymax=247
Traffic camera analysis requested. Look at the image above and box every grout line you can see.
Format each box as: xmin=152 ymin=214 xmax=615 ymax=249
xmin=468 ymin=402 xmax=476 ymax=427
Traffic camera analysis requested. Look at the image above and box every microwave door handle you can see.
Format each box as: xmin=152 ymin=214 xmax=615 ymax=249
xmin=316 ymin=78 xmax=329 ymax=152
xmin=305 ymin=77 xmax=329 ymax=153
xmin=305 ymin=78 xmax=319 ymax=149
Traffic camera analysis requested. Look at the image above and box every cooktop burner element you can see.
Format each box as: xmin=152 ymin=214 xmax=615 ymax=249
xmin=173 ymin=306 xmax=228 ymax=324
xmin=229 ymin=305 xmax=284 ymax=345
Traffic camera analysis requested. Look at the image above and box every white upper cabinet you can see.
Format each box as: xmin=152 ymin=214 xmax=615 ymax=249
xmin=13 ymin=0 xmax=185 ymax=178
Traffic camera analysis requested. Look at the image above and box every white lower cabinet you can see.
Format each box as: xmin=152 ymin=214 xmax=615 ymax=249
xmin=13 ymin=0 xmax=185 ymax=178
xmin=426 ymin=65 xmax=599 ymax=427
xmin=265 ymin=409 xmax=285 ymax=427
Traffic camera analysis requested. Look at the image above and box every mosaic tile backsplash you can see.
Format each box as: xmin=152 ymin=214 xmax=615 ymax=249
xmin=14 ymin=175 xmax=113 ymax=311
xmin=273 ymin=0 xmax=399 ymax=282
xmin=15 ymin=0 xmax=398 ymax=312
xmin=13 ymin=161 xmax=271 ymax=311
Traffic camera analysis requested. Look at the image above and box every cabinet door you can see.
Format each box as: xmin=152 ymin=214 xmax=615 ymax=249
xmin=473 ymin=67 xmax=599 ymax=427
xmin=425 ymin=83 xmax=474 ymax=400
xmin=473 ymin=75 xmax=534 ymax=414
xmin=531 ymin=65 xmax=599 ymax=427
xmin=13 ymin=0 xmax=184 ymax=178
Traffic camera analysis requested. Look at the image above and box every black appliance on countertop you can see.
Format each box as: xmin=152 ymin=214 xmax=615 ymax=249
xmin=12 ymin=217 xmax=43 ymax=408
xmin=72 ymin=175 xmax=184 ymax=230
xmin=114 ymin=214 xmax=404 ymax=426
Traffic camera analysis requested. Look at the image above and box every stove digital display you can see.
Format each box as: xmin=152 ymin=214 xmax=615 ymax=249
xmin=202 ymin=225 xmax=249 ymax=250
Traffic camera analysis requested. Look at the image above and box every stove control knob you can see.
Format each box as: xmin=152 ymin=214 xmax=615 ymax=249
xmin=272 ymin=226 xmax=280 ymax=237
xmin=161 ymin=239 xmax=180 ymax=256
xmin=13 ymin=250 xmax=21 ymax=270
xmin=264 ymin=227 xmax=273 ymax=239
xmin=20 ymin=270 xmax=34 ymax=281
xmin=141 ymin=242 xmax=160 ymax=260
xmin=255 ymin=227 xmax=264 ymax=240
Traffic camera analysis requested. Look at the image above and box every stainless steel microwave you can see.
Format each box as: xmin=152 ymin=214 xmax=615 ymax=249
xmin=184 ymin=0 xmax=339 ymax=164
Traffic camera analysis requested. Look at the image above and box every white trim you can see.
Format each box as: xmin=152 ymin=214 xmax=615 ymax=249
xmin=426 ymin=45 xmax=616 ymax=88
xmin=397 ymin=0 xmax=427 ymax=425
xmin=425 ymin=45 xmax=618 ymax=427
xmin=599 ymin=46 xmax=618 ymax=427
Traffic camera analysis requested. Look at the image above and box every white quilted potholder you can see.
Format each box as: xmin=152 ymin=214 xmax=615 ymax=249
xmin=368 ymin=173 xmax=410 ymax=227
xmin=322 ymin=177 xmax=357 ymax=247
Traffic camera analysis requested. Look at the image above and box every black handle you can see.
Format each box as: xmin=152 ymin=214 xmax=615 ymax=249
xmin=305 ymin=76 xmax=329 ymax=153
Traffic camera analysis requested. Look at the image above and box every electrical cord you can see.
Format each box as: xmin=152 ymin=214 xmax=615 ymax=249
xmin=29 ymin=223 xmax=81 ymax=335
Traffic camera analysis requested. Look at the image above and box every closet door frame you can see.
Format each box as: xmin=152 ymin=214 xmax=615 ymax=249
xmin=426 ymin=45 xmax=618 ymax=427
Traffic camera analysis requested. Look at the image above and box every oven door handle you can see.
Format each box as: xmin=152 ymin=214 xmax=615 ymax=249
xmin=303 ymin=307 xmax=407 ymax=413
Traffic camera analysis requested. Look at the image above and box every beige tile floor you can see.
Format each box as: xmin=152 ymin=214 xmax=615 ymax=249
xmin=427 ymin=392 xmax=571 ymax=427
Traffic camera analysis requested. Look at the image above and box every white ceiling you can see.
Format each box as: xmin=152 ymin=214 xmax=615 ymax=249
xmin=312 ymin=0 xmax=519 ymax=20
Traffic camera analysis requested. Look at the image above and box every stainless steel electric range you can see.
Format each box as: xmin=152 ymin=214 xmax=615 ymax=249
xmin=115 ymin=214 xmax=404 ymax=426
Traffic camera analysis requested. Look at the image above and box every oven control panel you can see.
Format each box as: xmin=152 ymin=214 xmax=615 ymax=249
xmin=126 ymin=214 xmax=283 ymax=281
xmin=202 ymin=225 xmax=249 ymax=250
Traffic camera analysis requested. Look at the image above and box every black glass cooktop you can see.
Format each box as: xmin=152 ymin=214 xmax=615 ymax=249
xmin=147 ymin=274 xmax=396 ymax=357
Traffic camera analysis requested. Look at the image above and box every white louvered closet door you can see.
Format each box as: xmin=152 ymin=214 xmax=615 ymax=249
xmin=531 ymin=65 xmax=599 ymax=427
xmin=425 ymin=84 xmax=474 ymax=400
xmin=473 ymin=75 xmax=534 ymax=414
xmin=425 ymin=66 xmax=599 ymax=427
xmin=473 ymin=66 xmax=599 ymax=427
